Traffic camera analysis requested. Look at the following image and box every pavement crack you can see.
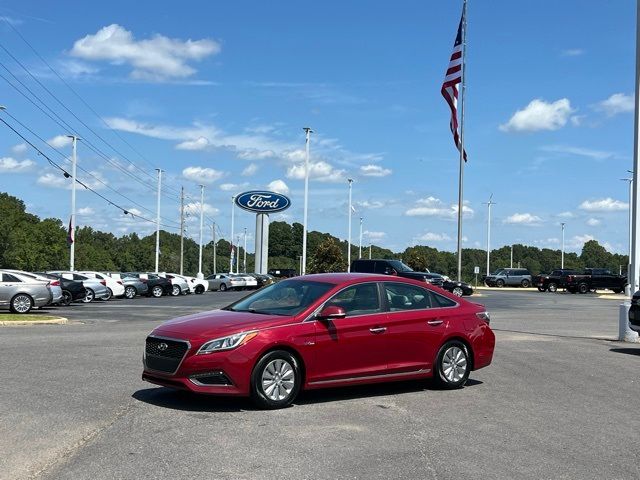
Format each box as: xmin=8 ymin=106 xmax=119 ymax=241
xmin=27 ymin=400 xmax=138 ymax=480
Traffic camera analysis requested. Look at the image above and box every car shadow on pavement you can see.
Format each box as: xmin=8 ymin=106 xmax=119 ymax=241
xmin=132 ymin=387 xmax=250 ymax=412
xmin=610 ymin=347 xmax=640 ymax=357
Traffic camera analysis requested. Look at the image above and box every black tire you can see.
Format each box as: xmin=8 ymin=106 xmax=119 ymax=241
xmin=151 ymin=285 xmax=164 ymax=298
xmin=578 ymin=283 xmax=589 ymax=294
xmin=521 ymin=279 xmax=530 ymax=288
xmin=83 ymin=288 xmax=95 ymax=303
xmin=612 ymin=288 xmax=623 ymax=294
xmin=61 ymin=290 xmax=73 ymax=306
xmin=171 ymin=285 xmax=181 ymax=296
xmin=195 ymin=285 xmax=205 ymax=294
xmin=10 ymin=293 xmax=33 ymax=314
xmin=451 ymin=286 xmax=464 ymax=297
xmin=537 ymin=287 xmax=546 ymax=292
xmin=105 ymin=288 xmax=113 ymax=301
xmin=548 ymin=282 xmax=558 ymax=293
xmin=219 ymin=283 xmax=227 ymax=292
xmin=495 ymin=279 xmax=505 ymax=288
xmin=124 ymin=286 xmax=137 ymax=299
xmin=434 ymin=340 xmax=470 ymax=389
xmin=250 ymin=350 xmax=301 ymax=409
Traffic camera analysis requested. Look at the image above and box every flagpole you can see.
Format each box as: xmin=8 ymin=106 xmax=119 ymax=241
xmin=456 ymin=0 xmax=467 ymax=282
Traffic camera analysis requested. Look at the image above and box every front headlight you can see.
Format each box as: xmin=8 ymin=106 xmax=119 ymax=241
xmin=197 ymin=331 xmax=258 ymax=354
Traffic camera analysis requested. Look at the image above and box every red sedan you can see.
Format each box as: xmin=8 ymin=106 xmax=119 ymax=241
xmin=142 ymin=273 xmax=495 ymax=409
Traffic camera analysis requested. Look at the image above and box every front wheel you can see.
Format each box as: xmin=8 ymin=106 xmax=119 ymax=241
xmin=151 ymin=285 xmax=164 ymax=298
xmin=195 ymin=285 xmax=205 ymax=294
xmin=251 ymin=350 xmax=301 ymax=409
xmin=495 ymin=279 xmax=505 ymax=288
xmin=171 ymin=285 xmax=181 ymax=296
xmin=61 ymin=290 xmax=73 ymax=306
xmin=434 ymin=341 xmax=470 ymax=389
xmin=10 ymin=293 xmax=33 ymax=313
xmin=578 ymin=283 xmax=589 ymax=294
xmin=548 ymin=282 xmax=558 ymax=293
xmin=124 ymin=286 xmax=137 ymax=299
xmin=83 ymin=288 xmax=95 ymax=303
xmin=219 ymin=283 xmax=227 ymax=292
xmin=452 ymin=286 xmax=464 ymax=297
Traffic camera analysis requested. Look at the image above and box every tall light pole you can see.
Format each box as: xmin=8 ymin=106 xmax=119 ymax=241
xmin=243 ymin=227 xmax=247 ymax=273
xmin=561 ymin=222 xmax=566 ymax=269
xmin=358 ymin=217 xmax=363 ymax=259
xmin=510 ymin=245 xmax=513 ymax=269
xmin=67 ymin=135 xmax=79 ymax=271
xmin=369 ymin=244 xmax=372 ymax=259
xmin=179 ymin=186 xmax=185 ymax=275
xmin=484 ymin=194 xmax=495 ymax=276
xmin=347 ymin=178 xmax=354 ymax=272
xmin=302 ymin=127 xmax=313 ymax=275
xmin=230 ymin=195 xmax=236 ymax=274
xmin=212 ymin=222 xmax=217 ymax=275
xmin=154 ymin=168 xmax=163 ymax=273
xmin=236 ymin=234 xmax=241 ymax=273
xmin=622 ymin=176 xmax=633 ymax=290
xmin=197 ymin=184 xmax=205 ymax=278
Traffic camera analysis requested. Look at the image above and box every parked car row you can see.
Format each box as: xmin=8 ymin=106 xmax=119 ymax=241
xmin=535 ymin=268 xmax=627 ymax=294
xmin=0 ymin=268 xmax=275 ymax=314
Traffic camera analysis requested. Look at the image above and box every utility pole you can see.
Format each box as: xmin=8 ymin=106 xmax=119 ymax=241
xmin=561 ymin=223 xmax=566 ymax=269
xmin=484 ymin=194 xmax=495 ymax=276
xmin=369 ymin=244 xmax=372 ymax=259
xmin=179 ymin=186 xmax=185 ymax=275
xmin=212 ymin=223 xmax=217 ymax=275
xmin=67 ymin=135 xmax=79 ymax=271
xmin=510 ymin=245 xmax=513 ymax=269
xmin=243 ymin=228 xmax=248 ymax=273
xmin=154 ymin=169 xmax=162 ymax=273
xmin=230 ymin=195 xmax=236 ymax=274
xmin=197 ymin=184 xmax=205 ymax=278
xmin=302 ymin=127 xmax=313 ymax=275
xmin=622 ymin=175 xmax=633 ymax=292
xmin=358 ymin=217 xmax=363 ymax=259
xmin=347 ymin=178 xmax=354 ymax=272
xmin=236 ymin=234 xmax=241 ymax=273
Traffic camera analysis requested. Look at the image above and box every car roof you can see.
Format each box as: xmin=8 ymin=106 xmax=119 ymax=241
xmin=294 ymin=272 xmax=418 ymax=284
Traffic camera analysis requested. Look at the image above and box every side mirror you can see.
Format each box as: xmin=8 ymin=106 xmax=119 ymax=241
xmin=316 ymin=305 xmax=346 ymax=320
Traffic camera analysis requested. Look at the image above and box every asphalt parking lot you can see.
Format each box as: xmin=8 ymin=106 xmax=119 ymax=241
xmin=1 ymin=290 xmax=639 ymax=480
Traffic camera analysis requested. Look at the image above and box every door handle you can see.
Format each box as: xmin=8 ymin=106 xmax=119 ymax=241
xmin=427 ymin=319 xmax=444 ymax=326
xmin=369 ymin=327 xmax=387 ymax=334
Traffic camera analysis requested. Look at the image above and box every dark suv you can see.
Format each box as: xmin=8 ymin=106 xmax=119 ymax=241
xmin=267 ymin=268 xmax=297 ymax=279
xmin=350 ymin=259 xmax=431 ymax=282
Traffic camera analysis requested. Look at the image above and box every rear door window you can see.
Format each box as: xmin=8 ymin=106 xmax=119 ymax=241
xmin=430 ymin=291 xmax=457 ymax=308
xmin=384 ymin=282 xmax=432 ymax=311
xmin=327 ymin=283 xmax=381 ymax=316
xmin=2 ymin=273 xmax=21 ymax=282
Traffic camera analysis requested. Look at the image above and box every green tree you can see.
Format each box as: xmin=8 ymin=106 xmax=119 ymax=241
xmin=308 ymin=237 xmax=347 ymax=273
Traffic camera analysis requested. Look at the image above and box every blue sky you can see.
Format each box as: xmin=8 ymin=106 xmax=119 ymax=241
xmin=0 ymin=0 xmax=636 ymax=254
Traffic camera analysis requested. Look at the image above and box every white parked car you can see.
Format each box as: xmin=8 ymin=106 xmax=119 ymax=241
xmin=155 ymin=272 xmax=189 ymax=296
xmin=233 ymin=274 xmax=258 ymax=290
xmin=166 ymin=273 xmax=208 ymax=294
xmin=79 ymin=271 xmax=125 ymax=298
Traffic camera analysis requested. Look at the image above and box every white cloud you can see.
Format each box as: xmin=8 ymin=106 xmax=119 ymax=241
xmin=182 ymin=166 xmax=225 ymax=184
xmin=36 ymin=171 xmax=107 ymax=190
xmin=237 ymin=149 xmax=277 ymax=160
xmin=596 ymin=93 xmax=634 ymax=117
xmin=184 ymin=202 xmax=219 ymax=217
xmin=405 ymin=196 xmax=474 ymax=219
xmin=48 ymin=135 xmax=72 ymax=148
xmin=561 ymin=48 xmax=585 ymax=57
xmin=77 ymin=207 xmax=95 ymax=216
xmin=286 ymin=161 xmax=346 ymax=183
xmin=499 ymin=98 xmax=574 ymax=132
xmin=11 ymin=143 xmax=28 ymax=155
xmin=0 ymin=157 xmax=36 ymax=173
xmin=568 ymin=234 xmax=595 ymax=249
xmin=586 ymin=218 xmax=601 ymax=227
xmin=540 ymin=145 xmax=614 ymax=160
xmin=70 ymin=24 xmax=220 ymax=80
xmin=557 ymin=211 xmax=574 ymax=218
xmin=176 ymin=137 xmax=210 ymax=150
xmin=267 ymin=179 xmax=289 ymax=195
xmin=579 ymin=198 xmax=628 ymax=212
xmin=242 ymin=163 xmax=258 ymax=176
xmin=504 ymin=213 xmax=543 ymax=225
xmin=220 ymin=182 xmax=249 ymax=192
xmin=364 ymin=230 xmax=386 ymax=241
xmin=417 ymin=232 xmax=452 ymax=242
xmin=360 ymin=164 xmax=392 ymax=177
xmin=355 ymin=200 xmax=384 ymax=210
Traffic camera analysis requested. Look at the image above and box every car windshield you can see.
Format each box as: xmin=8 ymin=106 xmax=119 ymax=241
xmin=226 ymin=279 xmax=335 ymax=316
xmin=388 ymin=260 xmax=413 ymax=273
xmin=493 ymin=270 xmax=505 ymax=276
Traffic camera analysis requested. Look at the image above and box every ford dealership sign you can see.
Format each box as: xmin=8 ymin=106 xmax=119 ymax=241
xmin=235 ymin=191 xmax=291 ymax=214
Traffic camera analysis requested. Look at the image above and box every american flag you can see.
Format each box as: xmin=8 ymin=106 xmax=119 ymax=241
xmin=67 ymin=216 xmax=74 ymax=246
xmin=441 ymin=14 xmax=467 ymax=161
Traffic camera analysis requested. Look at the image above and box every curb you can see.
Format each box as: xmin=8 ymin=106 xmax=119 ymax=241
xmin=0 ymin=316 xmax=68 ymax=326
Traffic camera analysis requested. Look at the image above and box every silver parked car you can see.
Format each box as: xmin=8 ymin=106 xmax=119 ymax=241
xmin=0 ymin=270 xmax=52 ymax=313
xmin=48 ymin=271 xmax=110 ymax=302
xmin=156 ymin=272 xmax=189 ymax=296
xmin=104 ymin=272 xmax=149 ymax=299
xmin=4 ymin=269 xmax=63 ymax=305
xmin=206 ymin=273 xmax=243 ymax=291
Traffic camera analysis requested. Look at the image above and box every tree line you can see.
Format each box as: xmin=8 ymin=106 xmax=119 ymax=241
xmin=0 ymin=192 xmax=628 ymax=280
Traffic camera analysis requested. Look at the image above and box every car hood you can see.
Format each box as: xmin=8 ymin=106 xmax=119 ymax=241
xmin=153 ymin=309 xmax=297 ymax=340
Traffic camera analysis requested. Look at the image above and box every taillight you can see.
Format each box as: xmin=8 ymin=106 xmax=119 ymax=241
xmin=100 ymin=280 xmax=107 ymax=286
xmin=476 ymin=311 xmax=491 ymax=324
xmin=117 ymin=280 xmax=123 ymax=285
xmin=50 ymin=280 xmax=60 ymax=287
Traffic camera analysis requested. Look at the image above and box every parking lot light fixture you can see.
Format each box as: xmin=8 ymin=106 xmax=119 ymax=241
xmin=302 ymin=127 xmax=313 ymax=276
xmin=197 ymin=184 xmax=205 ymax=279
xmin=561 ymin=223 xmax=565 ymax=269
xmin=484 ymin=194 xmax=495 ymax=276
xmin=347 ymin=178 xmax=354 ymax=272
xmin=230 ymin=195 xmax=236 ymax=274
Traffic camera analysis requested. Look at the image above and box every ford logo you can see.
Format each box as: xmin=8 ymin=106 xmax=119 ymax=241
xmin=235 ymin=191 xmax=291 ymax=214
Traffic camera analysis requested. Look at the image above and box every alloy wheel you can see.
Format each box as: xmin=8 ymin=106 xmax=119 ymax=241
xmin=441 ymin=346 xmax=468 ymax=383
xmin=152 ymin=286 xmax=163 ymax=297
xmin=83 ymin=288 xmax=95 ymax=303
xmin=171 ymin=285 xmax=180 ymax=296
xmin=62 ymin=290 xmax=72 ymax=306
xmin=125 ymin=286 xmax=136 ymax=299
xmin=219 ymin=283 xmax=227 ymax=292
xmin=452 ymin=287 xmax=464 ymax=297
xmin=261 ymin=359 xmax=295 ymax=401
xmin=11 ymin=294 xmax=32 ymax=313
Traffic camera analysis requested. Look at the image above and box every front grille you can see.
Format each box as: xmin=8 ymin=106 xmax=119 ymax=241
xmin=145 ymin=337 xmax=189 ymax=374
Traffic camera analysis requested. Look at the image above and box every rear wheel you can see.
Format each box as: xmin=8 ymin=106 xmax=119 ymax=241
xmin=151 ymin=285 xmax=163 ymax=298
xmin=612 ymin=288 xmax=623 ymax=294
xmin=195 ymin=285 xmax=205 ymax=294
xmin=434 ymin=341 xmax=470 ymax=389
xmin=171 ymin=285 xmax=181 ymax=296
xmin=219 ymin=283 xmax=227 ymax=292
xmin=61 ymin=290 xmax=73 ymax=306
xmin=521 ymin=279 xmax=530 ymax=288
xmin=83 ymin=288 xmax=95 ymax=303
xmin=124 ymin=286 xmax=137 ymax=299
xmin=548 ymin=282 xmax=558 ymax=293
xmin=452 ymin=286 xmax=464 ymax=297
xmin=251 ymin=350 xmax=301 ymax=409
xmin=105 ymin=288 xmax=113 ymax=301
xmin=537 ymin=287 xmax=546 ymax=292
xmin=578 ymin=283 xmax=589 ymax=294
xmin=10 ymin=294 xmax=33 ymax=314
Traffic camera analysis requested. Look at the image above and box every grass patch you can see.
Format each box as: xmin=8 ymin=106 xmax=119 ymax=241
xmin=0 ymin=314 xmax=61 ymax=321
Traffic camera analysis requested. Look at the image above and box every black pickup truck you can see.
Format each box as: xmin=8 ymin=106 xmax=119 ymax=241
xmin=535 ymin=269 xmax=580 ymax=292
xmin=564 ymin=268 xmax=627 ymax=294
